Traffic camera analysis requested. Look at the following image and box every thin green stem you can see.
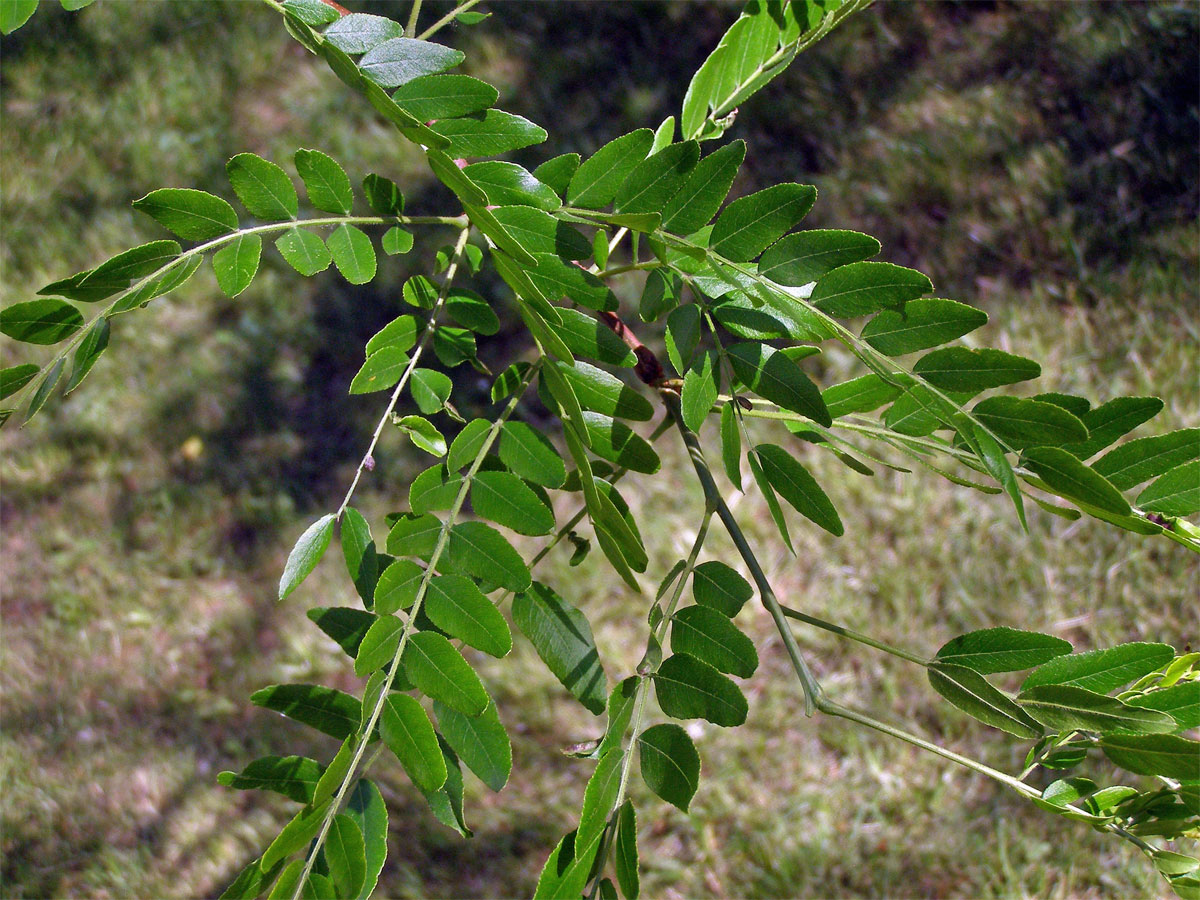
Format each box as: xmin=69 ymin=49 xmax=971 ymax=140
xmin=417 ymin=0 xmax=484 ymax=40
xmin=1017 ymin=730 xmax=1082 ymax=782
xmin=335 ymin=226 xmax=472 ymax=521
xmin=13 ymin=214 xmax=469 ymax=412
xmin=292 ymin=320 xmax=541 ymax=900
xmin=663 ymin=392 xmax=823 ymax=714
xmin=817 ymin=699 xmax=1039 ymax=799
xmin=405 ymin=0 xmax=423 ymax=37
xmin=593 ymin=260 xmax=661 ymax=279
xmin=780 ymin=605 xmax=930 ymax=666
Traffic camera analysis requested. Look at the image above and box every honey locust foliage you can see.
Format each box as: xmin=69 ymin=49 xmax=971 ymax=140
xmin=4 ymin=1 xmax=1198 ymax=897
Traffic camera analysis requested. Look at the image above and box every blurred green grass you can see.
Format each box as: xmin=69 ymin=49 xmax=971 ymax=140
xmin=1 ymin=2 xmax=1196 ymax=898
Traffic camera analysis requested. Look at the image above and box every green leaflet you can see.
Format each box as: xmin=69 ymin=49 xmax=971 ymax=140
xmin=358 ymin=37 xmax=465 ymax=89
xmin=463 ymin=161 xmax=560 ymax=211
xmin=434 ymin=699 xmax=512 ymax=792
xmin=681 ymin=350 xmax=720 ymax=432
xmin=262 ymin=800 xmax=333 ymax=869
xmin=409 ymin=464 xmax=462 ymax=515
xmin=810 ymin=260 xmax=932 ymax=318
xmin=934 ymin=627 xmax=1072 ymax=675
xmin=972 ymin=396 xmax=1088 ymax=449
xmin=1022 ymin=642 xmax=1175 ymax=695
xmin=533 ymin=829 xmax=604 ymax=900
xmin=500 ymin=420 xmax=566 ymax=488
xmin=396 ymin=414 xmax=446 ymax=456
xmin=445 ymin=521 xmax=531 ymax=592
xmin=374 ymin=559 xmax=424 ymax=614
xmin=614 ymin=140 xmax=699 ymax=214
xmin=279 ymin=513 xmax=335 ymax=601
xmin=0 ymin=0 xmax=38 ymax=34
xmin=553 ymin=359 xmax=653 ymax=422
xmin=491 ymin=208 xmax=592 ymax=261
xmin=403 ymin=274 xmax=438 ymax=309
xmin=1100 ymin=733 xmax=1200 ymax=780
xmin=614 ymin=800 xmax=640 ymax=899
xmin=226 ymin=153 xmax=297 ymax=221
xmin=0 ymin=298 xmax=83 ymax=345
xmin=323 ymin=13 xmax=404 ymax=54
xmin=446 ymin=419 xmax=492 ymax=472
xmin=275 ymin=227 xmax=332 ymax=276
xmin=1016 ymin=684 xmax=1176 ymax=735
xmin=1065 ymin=396 xmax=1163 ymax=460
xmin=926 ymin=664 xmax=1042 ymax=739
xmin=1022 ymin=446 xmax=1131 ymax=516
xmin=532 ymin=153 xmax=581 ymax=196
xmin=1138 ymin=460 xmax=1200 ymax=517
xmin=640 ymin=268 xmax=681 ymax=322
xmin=581 ymin=411 xmax=661 ymax=474
xmin=212 ymin=233 xmax=262 ymax=298
xmin=1127 ymin=682 xmax=1200 ymax=732
xmin=665 ymin=304 xmax=701 ymax=375
xmin=133 ymin=188 xmax=239 ymax=241
xmin=821 ymin=374 xmax=903 ymax=418
xmin=720 ymin=401 xmax=742 ymax=488
xmin=43 ymin=240 xmax=183 ymax=302
xmin=753 ymin=443 xmax=844 ymax=536
xmin=555 ymin=308 xmax=637 ymax=367
xmin=748 ymin=444 xmax=794 ymax=553
xmin=578 ymin=748 xmax=625 ymax=848
xmin=217 ymin=755 xmax=325 ymax=804
xmin=380 ymin=693 xmax=447 ymax=793
xmin=425 ymin=573 xmax=513 ymax=657
xmin=671 ymin=605 xmax=758 ymax=677
xmin=661 ymin=139 xmax=745 ymax=236
xmin=0 ymin=364 xmax=39 ymax=400
xmin=433 ymin=327 xmax=477 ymax=367
xmin=250 ymin=683 xmax=361 ymax=740
xmin=526 ymin=253 xmax=616 ymax=311
xmin=653 ymin=652 xmax=748 ymax=727
xmin=1092 ymin=428 xmax=1200 ymax=490
xmin=362 ymin=173 xmax=405 ymax=216
xmin=913 ymin=347 xmax=1040 ymax=392
xmin=638 ymin=723 xmax=701 ymax=812
xmin=513 ymin=581 xmax=608 ymax=715
xmin=419 ymin=738 xmax=471 ymax=837
xmin=709 ymin=183 xmax=816 ymax=262
xmin=327 ymin=223 xmax=377 ymax=284
xmin=366 ymin=315 xmax=417 ymax=356
xmin=345 ymin=782 xmax=386 ymax=900
xmin=471 ymin=470 xmax=555 ymax=536
xmin=860 ymin=297 xmax=989 ymax=356
xmin=568 ymin=129 xmax=655 ymax=208
xmin=353 ymin=615 xmax=404 ymax=676
xmin=410 ymin=367 xmax=451 ymax=414
xmin=393 ymin=74 xmax=499 ymax=121
xmin=350 ymin=345 xmax=407 ymax=394
xmin=282 ymin=0 xmax=339 ymax=27
xmin=382 ymin=227 xmax=413 ymax=255
xmin=759 ymin=229 xmax=881 ymax=286
xmin=430 ymin=110 xmax=548 ymax=159
xmin=325 ymin=815 xmax=367 ymax=900
xmin=403 ymin=631 xmax=490 ymax=716
xmin=295 ymin=148 xmax=353 ymax=215
xmin=308 ymin=607 xmax=376 ymax=658
xmin=693 ymin=560 xmax=752 ymax=618
xmin=727 ymin=342 xmax=831 ymax=427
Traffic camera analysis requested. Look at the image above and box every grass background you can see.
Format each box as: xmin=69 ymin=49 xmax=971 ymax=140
xmin=1 ymin=1 xmax=1197 ymax=897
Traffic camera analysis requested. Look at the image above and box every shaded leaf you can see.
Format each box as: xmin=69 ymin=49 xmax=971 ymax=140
xmin=275 ymin=227 xmax=332 ymax=276
xmin=532 ymin=153 xmax=581 ymax=196
xmin=638 ymin=723 xmax=701 ymax=811
xmin=325 ymin=815 xmax=367 ymax=900
xmin=1101 ymin=733 xmax=1200 ymax=780
xmin=445 ymin=521 xmax=531 ymax=592
xmin=1138 ymin=460 xmax=1200 ymax=517
xmin=250 ymin=683 xmax=360 ymax=740
xmin=392 ymin=73 xmax=498 ymax=120
xmin=217 ymin=755 xmax=325 ymax=804
xmin=671 ymin=605 xmax=757 ymax=677
xmin=1093 ymin=428 xmax=1200 ymax=490
xmin=0 ymin=298 xmax=83 ymax=345
xmin=654 ymin=653 xmax=748 ymax=726
xmin=212 ymin=233 xmax=262 ymax=298
xmin=927 ymin=664 xmax=1042 ymax=738
xmin=1023 ymin=446 xmax=1131 ymax=516
xmin=323 ymin=12 xmax=404 ymax=54
xmin=728 ymin=342 xmax=830 ymax=426
xmin=913 ymin=347 xmax=1040 ymax=392
xmin=754 ymin=443 xmax=843 ymax=536
xmin=973 ymin=396 xmax=1088 ymax=449
xmin=1017 ymin=684 xmax=1176 ymax=734
xmin=381 ymin=693 xmax=447 ymax=792
xmin=513 ymin=581 xmax=607 ymax=715
xmin=810 ymin=261 xmax=932 ymax=318
xmin=822 ymin=374 xmax=902 ymax=419
xmin=403 ymin=631 xmax=489 ymax=716
xmin=471 ymin=470 xmax=555 ymax=536
xmin=434 ymin=699 xmax=512 ymax=792
xmin=426 ymin=573 xmax=512 ymax=657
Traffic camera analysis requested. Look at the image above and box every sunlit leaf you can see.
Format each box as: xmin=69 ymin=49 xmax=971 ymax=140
xmin=381 ymin=693 xmax=447 ymax=792
xmin=227 ymin=153 xmax=298 ymax=221
xmin=133 ymin=188 xmax=238 ymax=241
xmin=279 ymin=514 xmax=335 ymax=601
